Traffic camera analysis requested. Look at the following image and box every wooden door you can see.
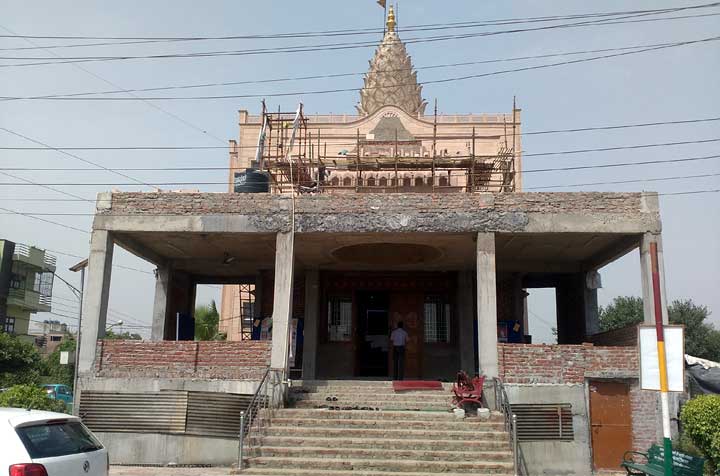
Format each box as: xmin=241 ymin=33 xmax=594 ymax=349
xmin=589 ymin=381 xmax=633 ymax=470
xmin=389 ymin=292 xmax=423 ymax=378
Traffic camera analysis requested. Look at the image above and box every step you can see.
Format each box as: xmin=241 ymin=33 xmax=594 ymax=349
xmin=254 ymin=445 xmax=512 ymax=463
xmin=263 ymin=426 xmax=510 ymax=441
xmin=292 ymin=393 xmax=452 ymax=403
xmin=292 ymin=400 xmax=452 ymax=411
xmin=269 ymin=417 xmax=507 ymax=432
xmin=250 ymin=435 xmax=511 ymax=452
xmin=272 ymin=408 xmax=504 ymax=423
xmin=238 ymin=469 xmax=511 ymax=476
xmin=245 ymin=456 xmax=514 ymax=473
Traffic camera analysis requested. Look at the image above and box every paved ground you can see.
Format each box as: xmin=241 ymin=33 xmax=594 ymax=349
xmin=110 ymin=466 xmax=231 ymax=476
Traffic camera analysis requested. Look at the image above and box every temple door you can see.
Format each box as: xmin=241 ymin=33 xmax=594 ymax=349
xmin=389 ymin=292 xmax=423 ymax=378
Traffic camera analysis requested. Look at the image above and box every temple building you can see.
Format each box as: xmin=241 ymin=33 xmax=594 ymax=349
xmin=76 ymin=7 xmax=671 ymax=475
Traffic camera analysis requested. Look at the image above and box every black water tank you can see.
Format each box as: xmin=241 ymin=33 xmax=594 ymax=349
xmin=234 ymin=168 xmax=270 ymax=193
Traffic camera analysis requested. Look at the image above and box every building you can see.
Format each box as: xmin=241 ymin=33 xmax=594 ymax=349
xmin=75 ymin=8 xmax=670 ymax=474
xmin=0 ymin=240 xmax=56 ymax=341
xmin=28 ymin=319 xmax=69 ymax=354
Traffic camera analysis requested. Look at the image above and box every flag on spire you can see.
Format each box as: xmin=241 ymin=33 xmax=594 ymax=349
xmin=377 ymin=0 xmax=386 ymax=7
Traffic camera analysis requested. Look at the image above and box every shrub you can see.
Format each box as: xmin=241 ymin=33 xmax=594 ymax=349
xmin=0 ymin=384 xmax=66 ymax=413
xmin=681 ymin=395 xmax=720 ymax=472
xmin=0 ymin=333 xmax=42 ymax=388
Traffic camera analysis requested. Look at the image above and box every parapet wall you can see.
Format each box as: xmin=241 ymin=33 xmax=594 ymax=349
xmin=498 ymin=343 xmax=638 ymax=384
xmin=95 ymin=340 xmax=270 ymax=380
xmin=96 ymin=192 xmax=660 ymax=234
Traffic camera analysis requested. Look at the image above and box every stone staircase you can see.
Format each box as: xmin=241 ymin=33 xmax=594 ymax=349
xmin=240 ymin=380 xmax=515 ymax=475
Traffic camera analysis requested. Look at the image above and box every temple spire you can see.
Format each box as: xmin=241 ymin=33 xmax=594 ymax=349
xmin=356 ymin=4 xmax=426 ymax=116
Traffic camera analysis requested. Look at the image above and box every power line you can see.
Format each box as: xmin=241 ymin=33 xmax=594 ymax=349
xmin=0 ymin=127 xmax=157 ymax=190
xmin=0 ymin=170 xmax=91 ymax=201
xmin=2 ymin=10 xmax=718 ymax=69
xmin=0 ymin=40 xmax=708 ymax=101
xmin=6 ymin=35 xmax=717 ymax=101
xmin=0 ymin=206 xmax=90 ymax=233
xmin=46 ymin=248 xmax=154 ymax=275
xmin=523 ymin=154 xmax=720 ymax=174
xmin=2 ymin=4 xmax=712 ymax=42
xmin=0 ymin=116 xmax=718 ymax=154
xmin=526 ymin=172 xmax=720 ymax=190
xmin=0 ymin=25 xmax=227 ymax=145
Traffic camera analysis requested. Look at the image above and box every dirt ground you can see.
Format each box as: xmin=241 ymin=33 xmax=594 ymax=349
xmin=110 ymin=466 xmax=231 ymax=476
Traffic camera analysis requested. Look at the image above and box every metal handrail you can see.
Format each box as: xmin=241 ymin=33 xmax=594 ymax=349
xmin=237 ymin=367 xmax=285 ymax=472
xmin=494 ymin=377 xmax=528 ymax=476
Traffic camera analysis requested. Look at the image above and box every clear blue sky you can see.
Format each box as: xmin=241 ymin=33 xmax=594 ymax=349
xmin=1 ymin=1 xmax=718 ymax=340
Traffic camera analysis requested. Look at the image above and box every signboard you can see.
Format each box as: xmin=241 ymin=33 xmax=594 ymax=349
xmin=639 ymin=325 xmax=685 ymax=392
xmin=59 ymin=350 xmax=75 ymax=365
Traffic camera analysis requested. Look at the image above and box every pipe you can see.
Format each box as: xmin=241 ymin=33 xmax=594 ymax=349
xmin=513 ymin=414 xmax=519 ymax=476
xmin=237 ymin=411 xmax=245 ymax=471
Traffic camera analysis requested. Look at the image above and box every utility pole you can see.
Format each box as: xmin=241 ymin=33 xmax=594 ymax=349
xmin=68 ymin=259 xmax=88 ymax=416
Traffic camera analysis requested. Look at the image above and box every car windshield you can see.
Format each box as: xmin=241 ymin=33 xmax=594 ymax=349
xmin=15 ymin=421 xmax=103 ymax=459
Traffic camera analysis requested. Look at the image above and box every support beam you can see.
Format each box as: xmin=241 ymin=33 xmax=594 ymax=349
xmin=270 ymin=232 xmax=294 ymax=372
xmin=78 ymin=230 xmax=114 ymax=374
xmin=302 ymin=269 xmax=320 ymax=379
xmin=457 ymin=270 xmax=475 ymax=374
xmin=151 ymin=266 xmax=170 ymax=341
xmin=640 ymin=233 xmax=669 ymax=325
xmin=476 ymin=233 xmax=498 ymax=378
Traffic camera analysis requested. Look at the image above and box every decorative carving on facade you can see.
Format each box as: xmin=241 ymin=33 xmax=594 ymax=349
xmin=357 ymin=6 xmax=427 ymax=117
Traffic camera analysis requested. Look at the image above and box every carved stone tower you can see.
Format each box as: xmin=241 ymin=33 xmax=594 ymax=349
xmin=357 ymin=5 xmax=427 ymax=116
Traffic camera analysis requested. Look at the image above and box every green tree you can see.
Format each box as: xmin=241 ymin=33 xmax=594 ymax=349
xmin=599 ymin=296 xmax=720 ymax=362
xmin=0 ymin=333 xmax=42 ymax=388
xmin=194 ymin=300 xmax=225 ymax=341
xmin=104 ymin=330 xmax=142 ymax=340
xmin=681 ymin=395 xmax=720 ymax=472
xmin=599 ymin=296 xmax=644 ymax=332
xmin=0 ymin=384 xmax=66 ymax=412
xmin=40 ymin=337 xmax=76 ymax=388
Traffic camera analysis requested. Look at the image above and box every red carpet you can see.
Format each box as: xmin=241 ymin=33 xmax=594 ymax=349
xmin=393 ymin=380 xmax=443 ymax=392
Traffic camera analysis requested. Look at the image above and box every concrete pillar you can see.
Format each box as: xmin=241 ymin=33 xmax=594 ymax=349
xmin=253 ymin=274 xmax=263 ymax=320
xmin=584 ymin=272 xmax=600 ymax=336
xmin=476 ymin=233 xmax=498 ymax=378
xmin=151 ymin=266 xmax=170 ymax=341
xmin=640 ymin=233 xmax=669 ymax=325
xmin=302 ymin=269 xmax=320 ymax=379
xmin=457 ymin=270 xmax=475 ymax=374
xmin=270 ymin=232 xmax=294 ymax=372
xmin=78 ymin=230 xmax=114 ymax=374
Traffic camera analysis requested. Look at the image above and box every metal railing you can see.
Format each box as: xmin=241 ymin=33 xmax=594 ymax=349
xmin=236 ymin=368 xmax=286 ymax=472
xmin=494 ymin=377 xmax=528 ymax=476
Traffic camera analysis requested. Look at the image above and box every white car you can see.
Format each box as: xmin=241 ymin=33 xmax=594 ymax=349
xmin=0 ymin=408 xmax=108 ymax=476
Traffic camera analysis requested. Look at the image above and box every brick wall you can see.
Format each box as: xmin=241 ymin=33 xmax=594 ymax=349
xmin=95 ymin=340 xmax=271 ymax=380
xmin=498 ymin=343 xmax=638 ymax=384
xmin=585 ymin=325 xmax=638 ymax=347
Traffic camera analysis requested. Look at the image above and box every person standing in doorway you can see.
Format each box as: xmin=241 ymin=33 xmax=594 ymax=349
xmin=390 ymin=321 xmax=408 ymax=380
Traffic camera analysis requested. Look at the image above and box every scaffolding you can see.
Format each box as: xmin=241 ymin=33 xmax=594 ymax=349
xmin=256 ymin=102 xmax=518 ymax=195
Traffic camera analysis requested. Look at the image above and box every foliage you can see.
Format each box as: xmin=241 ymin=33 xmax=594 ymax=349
xmin=104 ymin=330 xmax=142 ymax=340
xmin=0 ymin=333 xmax=42 ymax=388
xmin=669 ymin=300 xmax=720 ymax=362
xmin=681 ymin=395 xmax=720 ymax=472
xmin=40 ymin=337 xmax=76 ymax=388
xmin=195 ymin=300 xmax=225 ymax=341
xmin=0 ymin=384 xmax=66 ymax=412
xmin=599 ymin=296 xmax=644 ymax=332
xmin=599 ymin=296 xmax=720 ymax=362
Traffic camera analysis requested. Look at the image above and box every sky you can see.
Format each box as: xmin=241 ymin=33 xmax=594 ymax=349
xmin=1 ymin=1 xmax=718 ymax=341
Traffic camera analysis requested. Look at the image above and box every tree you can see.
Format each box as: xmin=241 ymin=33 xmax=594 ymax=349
xmin=0 ymin=384 xmax=66 ymax=412
xmin=104 ymin=330 xmax=142 ymax=340
xmin=599 ymin=296 xmax=644 ymax=332
xmin=0 ymin=333 xmax=42 ymax=388
xmin=681 ymin=395 xmax=720 ymax=472
xmin=194 ymin=300 xmax=225 ymax=341
xmin=40 ymin=337 xmax=76 ymax=388
xmin=599 ymin=296 xmax=720 ymax=362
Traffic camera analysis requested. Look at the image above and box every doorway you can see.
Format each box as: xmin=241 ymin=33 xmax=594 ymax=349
xmin=589 ymin=380 xmax=633 ymax=470
xmin=356 ymin=292 xmax=390 ymax=377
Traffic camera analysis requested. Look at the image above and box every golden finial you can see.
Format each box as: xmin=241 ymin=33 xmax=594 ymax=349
xmin=386 ymin=5 xmax=396 ymax=33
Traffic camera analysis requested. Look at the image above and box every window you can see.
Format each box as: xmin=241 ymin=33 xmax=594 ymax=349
xmin=414 ymin=177 xmax=424 ymax=187
xmin=50 ymin=335 xmax=62 ymax=342
xmin=439 ymin=176 xmax=449 ymax=187
xmin=4 ymin=317 xmax=15 ymax=334
xmin=367 ymin=177 xmax=376 ymax=186
xmin=379 ymin=177 xmax=388 ymax=187
xmin=424 ymin=296 xmax=450 ymax=343
xmin=328 ymin=297 xmax=352 ymax=342
xmin=16 ymin=421 xmax=103 ymax=459
xmin=331 ymin=176 xmax=340 ymax=186
xmin=342 ymin=177 xmax=352 ymax=187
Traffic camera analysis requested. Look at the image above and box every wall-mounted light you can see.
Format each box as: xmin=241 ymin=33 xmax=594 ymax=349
xmin=222 ymin=252 xmax=236 ymax=265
